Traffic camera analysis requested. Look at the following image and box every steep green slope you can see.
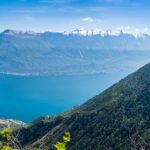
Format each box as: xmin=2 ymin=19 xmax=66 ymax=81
xmin=18 ymin=63 xmax=150 ymax=150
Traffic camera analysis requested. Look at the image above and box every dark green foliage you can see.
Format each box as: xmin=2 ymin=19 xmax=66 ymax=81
xmin=17 ymin=63 xmax=150 ymax=150
xmin=17 ymin=116 xmax=64 ymax=146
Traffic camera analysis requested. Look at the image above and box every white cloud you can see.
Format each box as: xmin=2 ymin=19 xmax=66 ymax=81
xmin=82 ymin=17 xmax=94 ymax=22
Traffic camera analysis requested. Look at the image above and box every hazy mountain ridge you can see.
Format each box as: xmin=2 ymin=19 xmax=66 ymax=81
xmin=0 ymin=29 xmax=150 ymax=75
xmin=16 ymin=63 xmax=150 ymax=150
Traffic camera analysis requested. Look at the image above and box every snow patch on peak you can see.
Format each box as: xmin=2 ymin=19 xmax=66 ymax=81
xmin=64 ymin=28 xmax=149 ymax=38
xmin=1 ymin=29 xmax=149 ymax=38
xmin=2 ymin=29 xmax=39 ymax=36
xmin=64 ymin=29 xmax=127 ymax=37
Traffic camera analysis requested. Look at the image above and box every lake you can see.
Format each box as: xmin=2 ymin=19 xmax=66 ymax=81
xmin=0 ymin=71 xmax=132 ymax=122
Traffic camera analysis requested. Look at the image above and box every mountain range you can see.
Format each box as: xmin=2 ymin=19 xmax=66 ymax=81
xmin=15 ymin=63 xmax=150 ymax=150
xmin=0 ymin=29 xmax=150 ymax=75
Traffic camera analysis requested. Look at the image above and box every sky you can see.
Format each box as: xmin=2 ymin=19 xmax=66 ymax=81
xmin=0 ymin=0 xmax=150 ymax=32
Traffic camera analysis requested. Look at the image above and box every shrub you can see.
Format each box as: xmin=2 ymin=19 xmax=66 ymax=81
xmin=54 ymin=132 xmax=71 ymax=150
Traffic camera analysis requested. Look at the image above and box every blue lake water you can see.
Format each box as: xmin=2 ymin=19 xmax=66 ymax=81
xmin=0 ymin=71 xmax=132 ymax=122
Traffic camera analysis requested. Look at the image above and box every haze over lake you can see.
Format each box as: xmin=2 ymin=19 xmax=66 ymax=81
xmin=0 ymin=71 xmax=132 ymax=122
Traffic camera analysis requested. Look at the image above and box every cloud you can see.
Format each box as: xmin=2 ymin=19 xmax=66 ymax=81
xmin=82 ymin=17 xmax=94 ymax=22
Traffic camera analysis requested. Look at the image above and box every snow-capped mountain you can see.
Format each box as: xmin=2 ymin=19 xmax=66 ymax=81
xmin=2 ymin=29 xmax=40 ymax=36
xmin=0 ymin=29 xmax=150 ymax=75
xmin=2 ymin=29 xmax=148 ymax=37
xmin=64 ymin=29 xmax=147 ymax=37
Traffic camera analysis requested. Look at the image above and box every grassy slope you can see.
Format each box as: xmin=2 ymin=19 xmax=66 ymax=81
xmin=17 ymin=63 xmax=150 ymax=150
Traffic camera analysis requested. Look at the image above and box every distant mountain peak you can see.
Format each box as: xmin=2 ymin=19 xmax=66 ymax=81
xmin=1 ymin=29 xmax=39 ymax=36
xmin=0 ymin=29 xmax=148 ymax=38
xmin=64 ymin=29 xmax=147 ymax=38
xmin=0 ymin=28 xmax=149 ymax=76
